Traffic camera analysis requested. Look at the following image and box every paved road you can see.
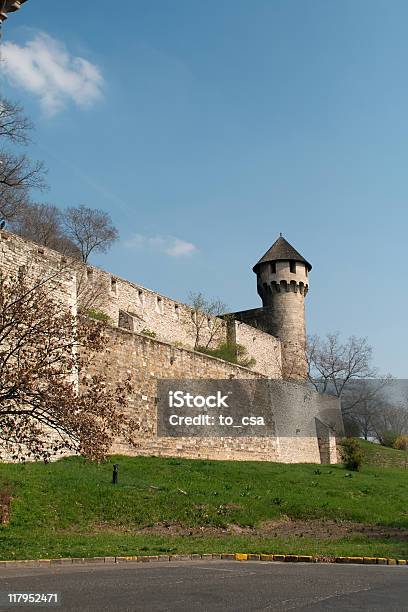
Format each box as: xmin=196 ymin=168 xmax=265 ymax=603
xmin=0 ymin=560 xmax=407 ymax=611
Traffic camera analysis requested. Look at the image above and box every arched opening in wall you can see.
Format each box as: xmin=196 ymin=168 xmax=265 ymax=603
xmin=87 ymin=268 xmax=93 ymax=283
xmin=290 ymin=260 xmax=296 ymax=274
xmin=111 ymin=277 xmax=117 ymax=295
xmin=299 ymin=282 xmax=304 ymax=295
xmin=290 ymin=280 xmax=297 ymax=292
xmin=281 ymin=280 xmax=288 ymax=292
xmin=174 ymin=304 xmax=180 ymax=320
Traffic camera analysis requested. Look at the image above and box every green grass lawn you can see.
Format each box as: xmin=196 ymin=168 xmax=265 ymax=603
xmin=0 ymin=444 xmax=407 ymax=561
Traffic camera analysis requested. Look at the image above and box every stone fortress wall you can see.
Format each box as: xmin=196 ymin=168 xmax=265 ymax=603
xmin=0 ymin=229 xmax=342 ymax=464
xmin=0 ymin=230 xmax=77 ymax=314
xmin=87 ymin=326 xmax=340 ymax=463
xmin=85 ymin=261 xmax=283 ymax=379
xmin=0 ymin=229 xmax=282 ymax=379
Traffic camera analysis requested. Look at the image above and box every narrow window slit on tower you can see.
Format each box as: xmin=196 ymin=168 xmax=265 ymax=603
xmin=290 ymin=260 xmax=296 ymax=273
xmin=111 ymin=277 xmax=117 ymax=293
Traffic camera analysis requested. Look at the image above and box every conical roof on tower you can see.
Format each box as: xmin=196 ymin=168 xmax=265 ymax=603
xmin=253 ymin=235 xmax=312 ymax=273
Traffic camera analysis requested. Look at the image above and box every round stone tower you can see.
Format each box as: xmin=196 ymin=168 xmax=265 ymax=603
xmin=253 ymin=235 xmax=312 ymax=380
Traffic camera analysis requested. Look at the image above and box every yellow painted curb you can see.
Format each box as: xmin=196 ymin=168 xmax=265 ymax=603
xmin=377 ymin=558 xmax=388 ymax=565
xmin=363 ymin=557 xmax=377 ymax=564
xmin=0 ymin=553 xmax=406 ymax=567
xmin=349 ymin=557 xmax=364 ymax=564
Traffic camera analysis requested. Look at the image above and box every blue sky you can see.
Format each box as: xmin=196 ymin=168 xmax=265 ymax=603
xmin=1 ymin=1 xmax=407 ymax=376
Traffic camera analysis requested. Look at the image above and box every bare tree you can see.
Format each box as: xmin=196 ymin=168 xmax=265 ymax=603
xmin=10 ymin=202 xmax=81 ymax=258
xmin=188 ymin=292 xmax=227 ymax=349
xmin=307 ymin=333 xmax=378 ymax=397
xmin=342 ymin=381 xmax=388 ymax=439
xmin=307 ymin=332 xmax=395 ymax=439
xmin=0 ymin=152 xmax=46 ymax=222
xmin=62 ymin=205 xmax=119 ymax=263
xmin=372 ymin=401 xmax=408 ymax=446
xmin=0 ymin=265 xmax=138 ymax=461
xmin=0 ymin=98 xmax=46 ymax=223
xmin=0 ymin=99 xmax=33 ymax=144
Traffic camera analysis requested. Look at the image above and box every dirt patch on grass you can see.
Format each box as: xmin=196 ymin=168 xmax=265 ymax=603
xmin=88 ymin=517 xmax=408 ymax=541
xmin=0 ymin=489 xmax=13 ymax=525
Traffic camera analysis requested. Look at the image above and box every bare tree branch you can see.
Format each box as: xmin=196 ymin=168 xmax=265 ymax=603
xmin=0 ymin=265 xmax=138 ymax=461
xmin=0 ymin=99 xmax=33 ymax=145
xmin=62 ymin=205 xmax=119 ymax=263
xmin=9 ymin=202 xmax=81 ymax=258
xmin=187 ymin=292 xmax=227 ymax=350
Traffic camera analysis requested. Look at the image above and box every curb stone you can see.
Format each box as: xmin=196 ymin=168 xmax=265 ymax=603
xmin=0 ymin=554 xmax=406 ymax=568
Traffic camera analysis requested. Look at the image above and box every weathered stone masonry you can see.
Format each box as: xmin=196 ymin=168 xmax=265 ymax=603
xmin=89 ymin=326 xmax=341 ymax=463
xmin=0 ymin=230 xmax=282 ymax=379
xmin=0 ymin=230 xmax=343 ymax=463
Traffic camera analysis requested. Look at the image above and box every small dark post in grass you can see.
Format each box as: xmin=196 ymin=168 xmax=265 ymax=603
xmin=112 ymin=464 xmax=119 ymax=485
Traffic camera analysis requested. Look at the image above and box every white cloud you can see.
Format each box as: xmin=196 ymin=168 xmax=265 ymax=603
xmin=166 ymin=238 xmax=197 ymax=256
xmin=2 ymin=32 xmax=104 ymax=115
xmin=124 ymin=234 xmax=197 ymax=257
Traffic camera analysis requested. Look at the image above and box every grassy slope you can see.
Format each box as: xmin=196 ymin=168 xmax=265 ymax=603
xmin=359 ymin=439 xmax=408 ymax=469
xmin=0 ymin=447 xmax=407 ymax=560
